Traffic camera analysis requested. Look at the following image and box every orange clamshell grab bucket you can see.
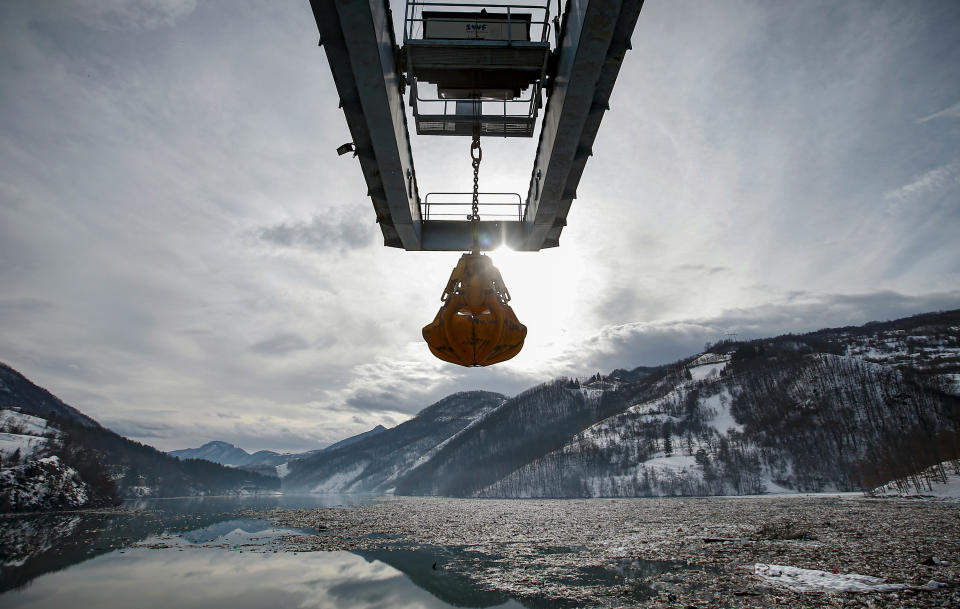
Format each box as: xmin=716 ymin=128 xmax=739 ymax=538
xmin=423 ymin=253 xmax=526 ymax=367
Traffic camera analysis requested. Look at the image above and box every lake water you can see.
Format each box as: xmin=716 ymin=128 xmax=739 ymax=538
xmin=0 ymin=495 xmax=524 ymax=608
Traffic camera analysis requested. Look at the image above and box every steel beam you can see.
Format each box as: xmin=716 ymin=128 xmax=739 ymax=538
xmin=420 ymin=220 xmax=530 ymax=251
xmin=522 ymin=0 xmax=644 ymax=250
xmin=310 ymin=0 xmax=422 ymax=249
xmin=310 ymin=0 xmax=643 ymax=252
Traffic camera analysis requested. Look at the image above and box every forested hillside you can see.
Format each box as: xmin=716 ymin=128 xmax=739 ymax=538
xmin=281 ymin=391 xmax=505 ymax=492
xmin=5 ymin=309 xmax=958 ymax=505
xmin=0 ymin=363 xmax=278 ymax=510
xmin=284 ymin=309 xmax=960 ymax=498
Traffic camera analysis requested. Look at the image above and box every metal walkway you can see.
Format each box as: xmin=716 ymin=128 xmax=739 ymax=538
xmin=309 ymin=0 xmax=644 ymax=251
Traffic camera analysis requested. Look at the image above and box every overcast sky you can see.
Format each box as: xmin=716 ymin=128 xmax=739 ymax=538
xmin=1 ymin=0 xmax=959 ymax=453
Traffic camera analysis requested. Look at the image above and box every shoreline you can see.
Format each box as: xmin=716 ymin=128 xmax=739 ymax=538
xmin=249 ymin=495 xmax=960 ymax=608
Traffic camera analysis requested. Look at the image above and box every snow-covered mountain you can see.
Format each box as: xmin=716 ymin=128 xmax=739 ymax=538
xmin=0 ymin=363 xmax=280 ymax=510
xmin=282 ymin=391 xmax=505 ymax=493
xmin=0 ymin=456 xmax=89 ymax=511
xmin=1 ymin=410 xmax=57 ymax=463
xmin=4 ymin=309 xmax=957 ymax=504
xmin=0 ymin=366 xmax=99 ymax=428
xmin=284 ymin=309 xmax=960 ymax=498
xmin=169 ymin=441 xmax=282 ymax=468
xmin=0 ymin=410 xmax=90 ymax=511
xmin=323 ymin=424 xmax=387 ymax=452
xmin=169 ymin=425 xmax=388 ymax=475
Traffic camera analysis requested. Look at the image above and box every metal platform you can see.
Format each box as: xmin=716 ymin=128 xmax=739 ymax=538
xmin=403 ymin=1 xmax=551 ymax=140
xmin=414 ymin=115 xmax=536 ymax=137
xmin=309 ymin=0 xmax=644 ymax=251
xmin=405 ymin=39 xmax=550 ymax=92
xmin=410 ymin=84 xmax=538 ymax=137
xmin=402 ymin=2 xmax=551 ymax=94
xmin=421 ymin=192 xmax=524 ymax=221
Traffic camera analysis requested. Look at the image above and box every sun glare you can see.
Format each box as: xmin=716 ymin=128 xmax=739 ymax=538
xmin=489 ymin=244 xmax=593 ymax=365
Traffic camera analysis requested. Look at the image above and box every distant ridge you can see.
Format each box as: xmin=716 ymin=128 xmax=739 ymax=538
xmin=169 ymin=441 xmax=273 ymax=467
xmin=168 ymin=424 xmax=388 ymax=470
xmin=0 ymin=364 xmax=99 ymax=428
xmin=323 ymin=424 xmax=387 ymax=453
xmin=0 ymin=362 xmax=279 ymax=502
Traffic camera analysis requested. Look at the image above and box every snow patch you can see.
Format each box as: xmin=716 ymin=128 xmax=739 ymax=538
xmin=276 ymin=463 xmax=289 ymax=478
xmin=579 ymin=388 xmax=605 ymax=400
xmin=643 ymin=453 xmax=697 ymax=472
xmin=701 ymin=390 xmax=742 ymax=434
xmin=688 ymin=360 xmax=727 ymax=382
xmin=870 ymin=460 xmax=960 ymax=499
xmin=942 ymin=373 xmax=960 ymax=396
xmin=762 ymin=479 xmax=798 ymax=495
xmin=755 ymin=564 xmax=944 ymax=593
xmin=407 ymin=405 xmax=496 ymax=472
xmin=0 ymin=432 xmax=50 ymax=460
xmin=311 ymin=462 xmax=366 ymax=493
xmin=0 ymin=410 xmax=54 ymax=437
xmin=688 ymin=353 xmax=730 ymax=367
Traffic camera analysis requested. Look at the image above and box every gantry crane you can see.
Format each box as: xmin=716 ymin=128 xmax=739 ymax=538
xmin=308 ymin=0 xmax=644 ymax=365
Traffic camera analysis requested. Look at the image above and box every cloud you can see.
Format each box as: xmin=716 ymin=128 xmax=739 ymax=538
xmin=107 ymin=419 xmax=181 ymax=439
xmin=2 ymin=0 xmax=959 ymax=455
xmin=330 ymin=342 xmax=535 ymax=418
xmin=674 ymin=264 xmax=730 ymax=276
xmin=72 ymin=0 xmax=198 ymax=31
xmin=917 ymin=101 xmax=960 ymax=123
xmin=0 ymin=297 xmax=55 ymax=321
xmin=884 ymin=161 xmax=960 ymax=204
xmin=256 ymin=215 xmax=375 ymax=253
xmin=552 ymin=290 xmax=960 ymax=374
xmin=251 ymin=333 xmax=311 ymax=355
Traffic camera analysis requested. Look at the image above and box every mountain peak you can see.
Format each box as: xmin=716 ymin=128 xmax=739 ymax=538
xmin=416 ymin=390 xmax=506 ymax=420
xmin=200 ymin=441 xmax=239 ymax=449
xmin=169 ymin=441 xmax=253 ymax=467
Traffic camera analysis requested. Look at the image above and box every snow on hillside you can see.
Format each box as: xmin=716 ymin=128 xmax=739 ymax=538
xmin=311 ymin=462 xmax=366 ymax=493
xmin=642 ymin=453 xmax=698 ymax=472
xmin=0 ymin=456 xmax=88 ymax=510
xmin=481 ymin=339 xmax=957 ymax=499
xmin=290 ymin=313 xmax=959 ymax=500
xmin=0 ymin=409 xmax=56 ymax=461
xmin=687 ymin=353 xmax=729 ymax=382
xmin=837 ymin=324 xmax=960 ymax=394
xmin=701 ymin=388 xmax=741 ymax=435
xmin=944 ymin=373 xmax=960 ymax=396
xmin=0 ymin=409 xmax=102 ymax=511
xmin=870 ymin=459 xmax=960 ymax=499
xmin=406 ymin=401 xmax=499 ymax=473
xmin=0 ymin=410 xmax=54 ymax=437
xmin=0 ymin=432 xmax=50 ymax=460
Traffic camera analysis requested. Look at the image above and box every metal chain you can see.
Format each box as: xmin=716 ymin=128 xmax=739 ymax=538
xmin=469 ymin=133 xmax=482 ymax=251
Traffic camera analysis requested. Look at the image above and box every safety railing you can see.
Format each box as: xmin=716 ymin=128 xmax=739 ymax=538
xmin=421 ymin=192 xmax=525 ymax=221
xmin=410 ymin=80 xmax=539 ymax=137
xmin=403 ymin=0 xmax=553 ymax=45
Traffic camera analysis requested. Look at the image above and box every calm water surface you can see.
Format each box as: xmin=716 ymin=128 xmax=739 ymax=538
xmin=0 ymin=495 xmax=524 ymax=608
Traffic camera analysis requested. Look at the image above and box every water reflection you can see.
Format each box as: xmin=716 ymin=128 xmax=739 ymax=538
xmin=2 ymin=547 xmax=524 ymax=609
xmin=0 ymin=495 xmax=525 ymax=608
xmin=0 ymin=494 xmax=370 ymax=593
xmin=358 ymin=548 xmax=522 ymax=608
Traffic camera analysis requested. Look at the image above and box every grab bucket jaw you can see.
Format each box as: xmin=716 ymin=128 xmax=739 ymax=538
xmin=423 ymin=253 xmax=526 ymax=367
